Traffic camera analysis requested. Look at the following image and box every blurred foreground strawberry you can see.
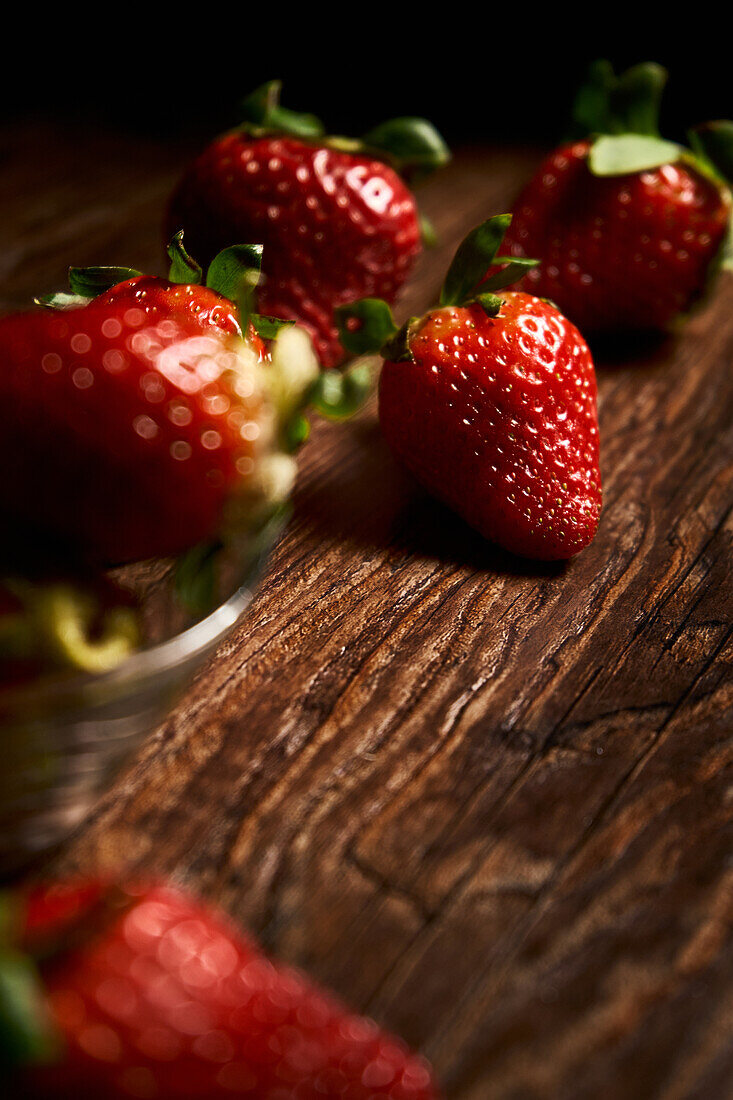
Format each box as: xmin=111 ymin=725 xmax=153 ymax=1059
xmin=0 ymin=243 xmax=323 ymax=565
xmin=166 ymin=81 xmax=450 ymax=367
xmin=503 ymin=61 xmax=733 ymax=333
xmin=1 ymin=879 xmax=441 ymax=1099
xmin=338 ymin=215 xmax=601 ymax=559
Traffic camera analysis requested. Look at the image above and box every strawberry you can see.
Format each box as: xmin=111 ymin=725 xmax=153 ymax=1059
xmin=2 ymin=878 xmax=441 ymax=1099
xmin=0 ymin=243 xmax=321 ymax=564
xmin=337 ymin=215 xmax=601 ymax=560
xmin=165 ymin=81 xmax=450 ymax=368
xmin=503 ymin=62 xmax=733 ymax=334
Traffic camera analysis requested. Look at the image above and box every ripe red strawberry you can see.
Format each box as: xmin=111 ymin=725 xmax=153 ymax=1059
xmin=96 ymin=275 xmax=243 ymax=337
xmin=0 ymin=300 xmax=313 ymax=564
xmin=337 ymin=216 xmax=601 ymax=560
xmin=503 ymin=62 xmax=733 ymax=333
xmin=165 ymin=81 xmax=450 ymax=368
xmin=5 ymin=879 xmax=441 ymax=1099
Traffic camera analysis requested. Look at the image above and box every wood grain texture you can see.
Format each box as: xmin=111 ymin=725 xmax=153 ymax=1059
xmin=2 ymin=120 xmax=732 ymax=1099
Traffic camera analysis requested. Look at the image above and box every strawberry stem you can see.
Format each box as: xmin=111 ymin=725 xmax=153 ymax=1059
xmin=571 ymin=60 xmax=667 ymax=139
xmin=240 ymin=81 xmax=325 ymax=140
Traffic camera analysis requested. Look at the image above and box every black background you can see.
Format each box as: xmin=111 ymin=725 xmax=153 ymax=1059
xmin=2 ymin=20 xmax=730 ymax=148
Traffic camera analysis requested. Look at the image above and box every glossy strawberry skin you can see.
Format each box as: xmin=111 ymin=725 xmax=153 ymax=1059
xmin=0 ymin=304 xmax=267 ymax=563
xmin=503 ymin=140 xmax=730 ymax=333
xmin=93 ymin=276 xmax=267 ymax=359
xmin=21 ymin=881 xmax=440 ymax=1100
xmin=166 ymin=134 xmax=421 ymax=368
xmin=379 ymin=294 xmax=601 ymax=560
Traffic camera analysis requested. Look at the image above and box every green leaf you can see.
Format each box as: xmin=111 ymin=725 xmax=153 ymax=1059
xmin=309 ymin=359 xmax=376 ymax=421
xmin=34 ymin=292 xmax=91 ymax=311
xmin=362 ymin=117 xmax=450 ymax=175
xmin=589 ymin=134 xmax=682 ymax=176
xmin=167 ymin=231 xmax=202 ymax=285
xmin=440 ymin=214 xmax=511 ymax=306
xmin=68 ymin=266 xmax=141 ymax=298
xmin=571 ymin=60 xmax=667 ymax=138
xmin=419 ymin=212 xmax=438 ymax=248
xmin=174 ymin=542 xmax=221 ymax=617
xmin=335 ymin=298 xmax=398 ymax=356
xmin=480 ymin=256 xmax=538 ymax=292
xmin=240 ymin=81 xmax=325 ymax=140
xmin=205 ymin=244 xmax=263 ymax=302
xmin=0 ymin=948 xmax=57 ymax=1067
xmin=571 ymin=59 xmax=615 ymax=137
xmin=284 ymin=413 xmax=311 ymax=451
xmin=714 ymin=216 xmax=733 ymax=274
xmin=251 ymin=314 xmax=295 ymax=339
xmin=688 ymin=121 xmax=733 ymax=185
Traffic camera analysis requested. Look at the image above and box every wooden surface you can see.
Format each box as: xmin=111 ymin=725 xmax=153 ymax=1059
xmin=3 ymin=121 xmax=733 ymax=1099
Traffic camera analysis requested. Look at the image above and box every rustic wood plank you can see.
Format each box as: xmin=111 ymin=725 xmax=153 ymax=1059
xmin=2 ymin=120 xmax=732 ymax=1099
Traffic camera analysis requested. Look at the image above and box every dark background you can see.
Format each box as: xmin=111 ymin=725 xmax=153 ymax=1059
xmin=2 ymin=22 xmax=729 ymax=147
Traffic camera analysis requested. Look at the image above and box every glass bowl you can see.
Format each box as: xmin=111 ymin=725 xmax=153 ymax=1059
xmin=0 ymin=523 xmax=279 ymax=878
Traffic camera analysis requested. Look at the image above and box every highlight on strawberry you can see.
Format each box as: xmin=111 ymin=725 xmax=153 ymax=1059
xmin=1 ymin=877 xmax=442 ymax=1099
xmin=165 ymin=80 xmax=451 ymax=368
xmin=337 ymin=215 xmax=602 ymax=561
xmin=502 ymin=61 xmax=733 ymax=334
xmin=0 ymin=239 xmax=372 ymax=683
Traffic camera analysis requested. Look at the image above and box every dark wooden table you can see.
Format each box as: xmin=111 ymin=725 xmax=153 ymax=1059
xmin=3 ymin=120 xmax=732 ymax=1100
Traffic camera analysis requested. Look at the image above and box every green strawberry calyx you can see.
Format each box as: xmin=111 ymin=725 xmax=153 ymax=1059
xmin=572 ymin=60 xmax=668 ymax=142
xmin=35 ymin=234 xmax=295 ymax=343
xmin=335 ymin=214 xmax=538 ymax=362
xmin=0 ymin=915 xmax=57 ymax=1070
xmin=239 ymin=80 xmax=450 ymax=178
xmin=575 ymin=60 xmax=733 ymax=195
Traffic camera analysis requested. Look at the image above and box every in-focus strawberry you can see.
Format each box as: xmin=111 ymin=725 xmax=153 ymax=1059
xmin=1 ymin=244 xmax=320 ymax=564
xmin=337 ymin=215 xmax=601 ymax=560
xmin=2 ymin=878 xmax=441 ymax=1099
xmin=165 ymin=81 xmax=450 ymax=368
xmin=503 ymin=62 xmax=733 ymax=333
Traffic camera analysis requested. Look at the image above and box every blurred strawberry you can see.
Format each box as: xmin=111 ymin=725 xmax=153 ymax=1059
xmin=338 ymin=215 xmax=601 ymax=559
xmin=503 ymin=62 xmax=733 ymax=333
xmin=40 ymin=234 xmax=278 ymax=353
xmin=1 ymin=878 xmax=441 ymax=1099
xmin=0 ymin=242 xmax=321 ymax=563
xmin=165 ymin=80 xmax=450 ymax=367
